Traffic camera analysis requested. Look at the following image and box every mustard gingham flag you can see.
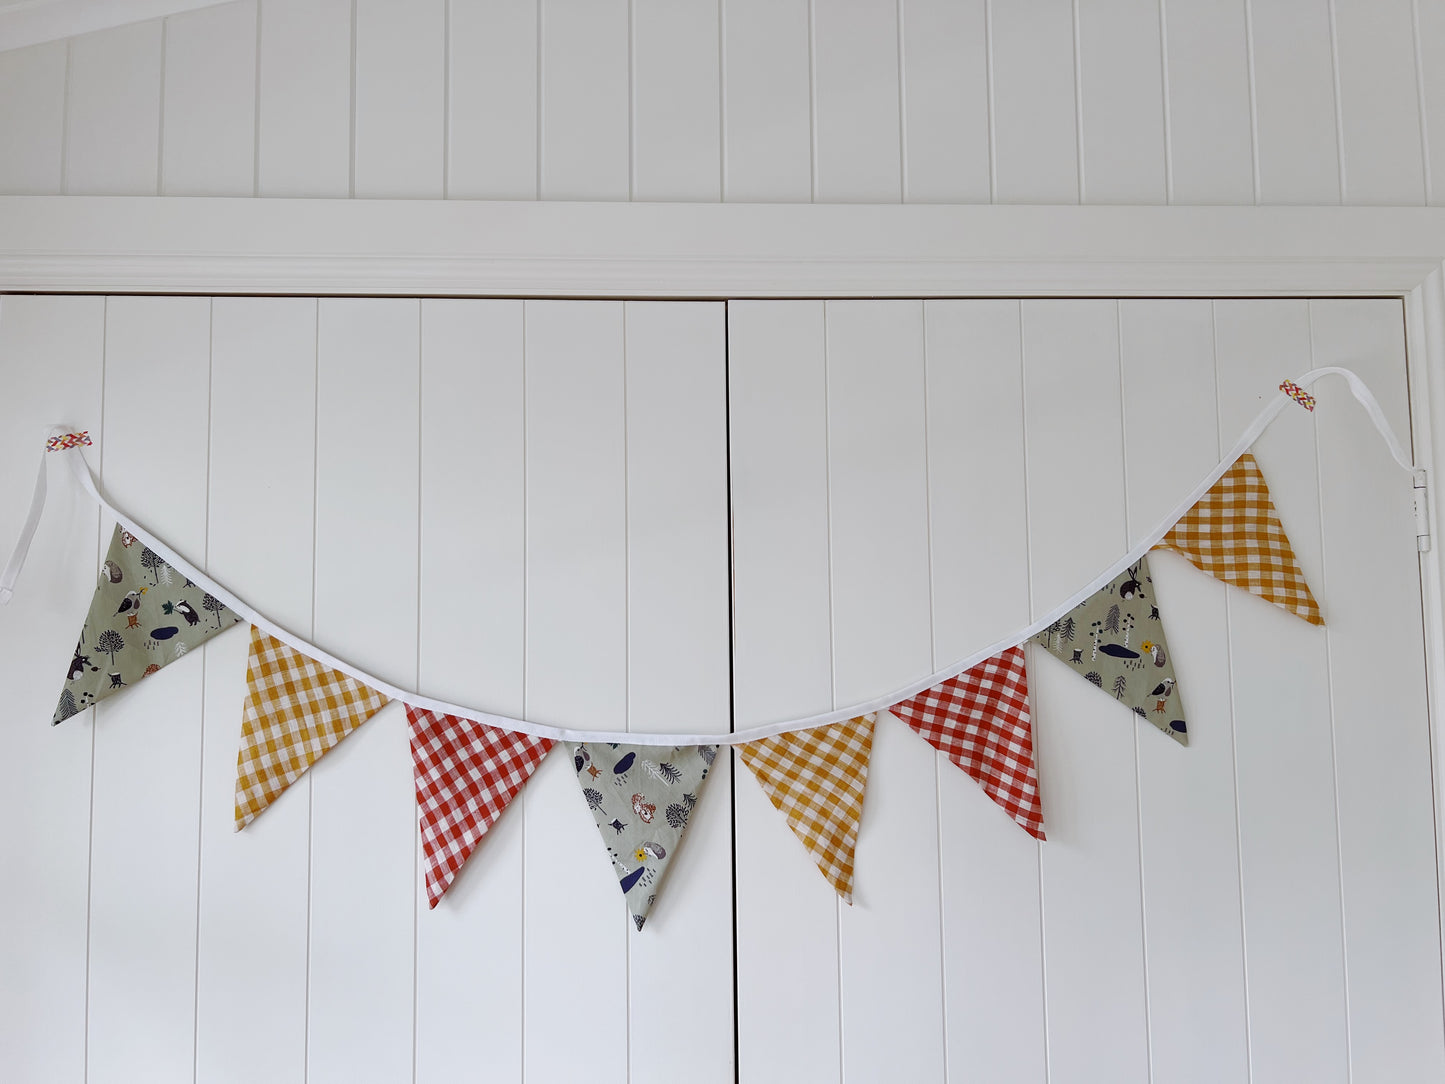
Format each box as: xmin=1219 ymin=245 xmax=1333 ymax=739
xmin=234 ymin=626 xmax=390 ymax=829
xmin=738 ymin=715 xmax=875 ymax=903
xmin=1155 ymin=453 xmax=1323 ymax=625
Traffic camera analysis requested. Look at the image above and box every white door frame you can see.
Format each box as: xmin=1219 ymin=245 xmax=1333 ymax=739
xmin=4 ymin=192 xmax=1444 ymax=936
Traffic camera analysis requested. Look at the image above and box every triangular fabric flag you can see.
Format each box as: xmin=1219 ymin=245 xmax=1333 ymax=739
xmin=568 ymin=741 xmax=718 ymax=930
xmin=1154 ymin=452 xmax=1323 ymax=625
xmin=887 ymin=646 xmax=1044 ymax=839
xmin=234 ymin=627 xmax=390 ymax=829
xmin=52 ymin=523 xmax=243 ymax=724
xmin=408 ymin=706 xmax=554 ymax=908
xmin=1034 ymin=553 xmax=1188 ymax=744
xmin=737 ymin=716 xmax=875 ymax=903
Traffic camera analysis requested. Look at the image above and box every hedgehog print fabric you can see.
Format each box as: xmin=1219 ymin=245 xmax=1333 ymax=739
xmin=1033 ymin=553 xmax=1188 ymax=744
xmin=568 ymin=741 xmax=718 ymax=930
xmin=52 ymin=523 xmax=244 ymax=724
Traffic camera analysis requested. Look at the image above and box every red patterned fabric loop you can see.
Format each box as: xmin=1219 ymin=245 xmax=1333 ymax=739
xmin=887 ymin=646 xmax=1045 ymax=840
xmin=408 ymin=706 xmax=554 ymax=908
xmin=46 ymin=431 xmax=92 ymax=452
xmin=1279 ymin=380 xmax=1316 ymax=412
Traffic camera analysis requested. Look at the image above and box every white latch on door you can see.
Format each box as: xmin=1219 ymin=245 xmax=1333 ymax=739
xmin=1415 ymin=468 xmax=1431 ymax=552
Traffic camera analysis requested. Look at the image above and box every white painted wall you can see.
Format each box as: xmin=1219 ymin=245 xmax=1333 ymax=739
xmin=1 ymin=0 xmax=1444 ymax=205
xmin=0 ymin=295 xmax=1437 ymax=1083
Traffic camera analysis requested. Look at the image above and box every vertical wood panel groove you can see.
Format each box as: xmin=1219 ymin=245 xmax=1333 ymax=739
xmin=190 ymin=297 xmax=213 ymax=1084
xmin=61 ymin=40 xmax=72 ymax=193
xmin=1211 ymin=299 xmax=1255 ymax=1082
xmin=921 ymin=303 xmax=950 ymax=1084
xmin=348 ymin=0 xmax=356 ymax=198
xmin=1158 ymin=0 xmax=1172 ymax=203
xmin=1244 ymin=0 xmax=1261 ymax=204
xmin=1071 ymin=0 xmax=1083 ymax=203
xmin=807 ymin=0 xmax=816 ymax=201
xmin=306 ymin=296 xmax=318 ymax=1084
xmin=1326 ymin=0 xmax=1346 ymax=204
xmin=441 ymin=0 xmax=449 ymax=200
xmin=1115 ymin=300 xmax=1156 ymax=1084
xmin=628 ymin=0 xmax=635 ymax=201
xmin=718 ymin=0 xmax=727 ymax=202
xmin=1016 ymin=300 xmax=1051 ymax=1084
xmin=823 ymin=299 xmax=842 ymax=1083
xmin=984 ymin=0 xmax=996 ymax=201
xmin=1223 ymin=580 xmax=1255 ymax=1084
xmin=623 ymin=302 xmax=631 ymax=730
xmin=411 ymin=301 xmax=421 ymax=1084
xmin=722 ymin=299 xmax=739 ymax=1084
xmin=535 ymin=4 xmax=543 ymax=200
xmin=1420 ymin=0 xmax=1445 ymax=205
xmin=156 ymin=18 xmax=167 ymax=195
xmin=87 ymin=294 xmax=109 ymax=1084
xmin=823 ymin=301 xmax=835 ymax=709
xmin=520 ymin=299 xmax=529 ymax=1084
xmin=895 ymin=0 xmax=907 ymax=202
xmin=1307 ymin=300 xmax=1355 ymax=1079
xmin=253 ymin=1 xmax=262 ymax=196
xmin=1413 ymin=0 xmax=1433 ymax=203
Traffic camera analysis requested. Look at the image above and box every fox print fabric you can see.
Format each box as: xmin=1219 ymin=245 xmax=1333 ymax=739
xmin=52 ymin=524 xmax=243 ymax=724
xmin=569 ymin=741 xmax=718 ymax=930
xmin=1033 ymin=554 xmax=1187 ymax=744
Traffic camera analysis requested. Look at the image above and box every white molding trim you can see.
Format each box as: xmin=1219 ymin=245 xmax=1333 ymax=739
xmin=1404 ymin=269 xmax=1445 ymax=992
xmin=0 ymin=0 xmax=227 ymax=52
xmin=2 ymin=196 xmax=1445 ymax=299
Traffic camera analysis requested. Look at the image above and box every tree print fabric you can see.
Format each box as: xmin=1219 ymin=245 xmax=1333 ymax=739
xmin=409 ymin=706 xmax=554 ymax=908
xmin=568 ymin=741 xmax=717 ymax=931
xmin=1155 ymin=452 xmax=1323 ymax=625
xmin=887 ymin=646 xmax=1045 ymax=839
xmin=52 ymin=523 xmax=242 ymax=724
xmin=234 ymin=627 xmax=390 ymax=828
xmin=1034 ymin=554 xmax=1187 ymax=744
xmin=738 ymin=716 xmax=875 ymax=903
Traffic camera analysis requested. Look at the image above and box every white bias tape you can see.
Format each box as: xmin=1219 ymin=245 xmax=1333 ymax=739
xmin=5 ymin=368 xmax=1422 ymax=746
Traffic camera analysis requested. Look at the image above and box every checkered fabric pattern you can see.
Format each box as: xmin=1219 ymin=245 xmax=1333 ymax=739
xmin=738 ymin=716 xmax=875 ymax=904
xmin=887 ymin=646 xmax=1044 ymax=840
xmin=408 ymin=706 xmax=554 ymax=908
xmin=234 ymin=627 xmax=390 ymax=829
xmin=1155 ymin=452 xmax=1323 ymax=625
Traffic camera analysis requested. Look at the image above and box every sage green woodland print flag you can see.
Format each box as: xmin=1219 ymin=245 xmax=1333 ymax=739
xmin=52 ymin=524 xmax=243 ymax=724
xmin=569 ymin=741 xmax=718 ymax=930
xmin=1033 ymin=553 xmax=1188 ymax=744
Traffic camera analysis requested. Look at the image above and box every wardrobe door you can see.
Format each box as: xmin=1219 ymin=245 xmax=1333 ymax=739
xmin=0 ymin=296 xmax=734 ymax=1084
xmin=726 ymin=298 xmax=1443 ymax=1084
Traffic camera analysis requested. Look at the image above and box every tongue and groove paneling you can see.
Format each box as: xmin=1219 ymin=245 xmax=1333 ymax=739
xmin=3 ymin=0 xmax=1441 ymax=206
xmin=0 ymin=294 xmax=1439 ymax=1083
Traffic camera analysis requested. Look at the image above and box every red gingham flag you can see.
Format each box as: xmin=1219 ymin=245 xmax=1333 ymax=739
xmin=407 ymin=705 xmax=554 ymax=908
xmin=886 ymin=646 xmax=1044 ymax=840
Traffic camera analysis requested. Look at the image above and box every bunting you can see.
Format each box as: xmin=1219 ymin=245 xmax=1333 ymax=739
xmin=569 ymin=742 xmax=718 ymax=930
xmin=23 ymin=365 xmax=1389 ymax=929
xmin=234 ymin=627 xmax=390 ymax=828
xmin=738 ymin=717 xmax=875 ymax=903
xmin=52 ymin=523 xmax=242 ymax=724
xmin=1035 ymin=554 xmax=1187 ymax=744
xmin=409 ymin=706 xmax=554 ymax=908
xmin=1155 ymin=452 xmax=1323 ymax=625
xmin=888 ymin=646 xmax=1044 ymax=839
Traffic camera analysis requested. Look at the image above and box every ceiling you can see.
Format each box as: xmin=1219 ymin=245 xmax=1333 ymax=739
xmin=0 ymin=0 xmax=230 ymax=53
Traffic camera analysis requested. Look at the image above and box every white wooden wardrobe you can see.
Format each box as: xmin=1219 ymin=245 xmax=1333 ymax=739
xmin=0 ymin=292 xmax=1437 ymax=1083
